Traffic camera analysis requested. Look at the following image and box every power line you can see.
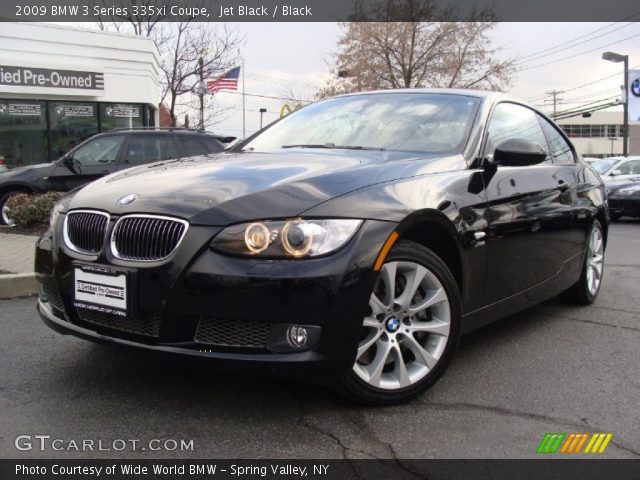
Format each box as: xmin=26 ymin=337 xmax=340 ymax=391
xmin=515 ymin=20 xmax=639 ymax=67
xmin=518 ymin=31 xmax=640 ymax=72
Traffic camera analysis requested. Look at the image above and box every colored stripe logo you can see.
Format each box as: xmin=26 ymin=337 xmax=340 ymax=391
xmin=537 ymin=433 xmax=613 ymax=454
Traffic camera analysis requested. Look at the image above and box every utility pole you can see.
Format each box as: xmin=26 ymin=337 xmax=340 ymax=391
xmin=602 ymin=51 xmax=629 ymax=157
xmin=546 ymin=90 xmax=564 ymax=118
xmin=198 ymin=57 xmax=204 ymax=130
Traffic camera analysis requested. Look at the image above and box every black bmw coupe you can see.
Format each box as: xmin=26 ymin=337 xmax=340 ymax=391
xmin=35 ymin=90 xmax=608 ymax=404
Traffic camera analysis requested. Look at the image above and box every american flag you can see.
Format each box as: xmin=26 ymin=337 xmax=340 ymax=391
xmin=206 ymin=67 xmax=240 ymax=94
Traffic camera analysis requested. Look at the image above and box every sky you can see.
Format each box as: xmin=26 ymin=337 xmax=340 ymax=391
xmin=207 ymin=22 xmax=640 ymax=137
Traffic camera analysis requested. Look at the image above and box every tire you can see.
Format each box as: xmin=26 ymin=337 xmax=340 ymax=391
xmin=560 ymin=220 xmax=605 ymax=305
xmin=338 ymin=240 xmax=462 ymax=406
xmin=0 ymin=190 xmax=23 ymax=226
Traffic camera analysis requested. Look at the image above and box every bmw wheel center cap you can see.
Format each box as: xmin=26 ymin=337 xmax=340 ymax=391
xmin=385 ymin=315 xmax=401 ymax=333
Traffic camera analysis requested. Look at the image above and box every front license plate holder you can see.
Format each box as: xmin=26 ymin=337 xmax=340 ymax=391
xmin=72 ymin=263 xmax=136 ymax=317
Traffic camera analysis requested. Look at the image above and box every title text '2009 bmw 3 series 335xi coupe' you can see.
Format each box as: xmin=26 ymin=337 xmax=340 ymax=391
xmin=35 ymin=90 xmax=607 ymax=405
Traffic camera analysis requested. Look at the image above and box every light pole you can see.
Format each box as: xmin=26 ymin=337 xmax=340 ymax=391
xmin=608 ymin=137 xmax=617 ymax=156
xmin=602 ymin=51 xmax=629 ymax=157
xmin=259 ymin=108 xmax=267 ymax=130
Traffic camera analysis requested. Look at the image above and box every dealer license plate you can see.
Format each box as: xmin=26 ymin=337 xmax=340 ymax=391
xmin=73 ymin=264 xmax=129 ymax=316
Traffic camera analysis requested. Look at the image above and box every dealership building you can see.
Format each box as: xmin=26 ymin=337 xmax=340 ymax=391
xmin=556 ymin=111 xmax=640 ymax=159
xmin=0 ymin=23 xmax=160 ymax=168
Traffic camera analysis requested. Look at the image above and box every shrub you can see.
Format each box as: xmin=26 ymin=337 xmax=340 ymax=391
xmin=5 ymin=191 xmax=65 ymax=230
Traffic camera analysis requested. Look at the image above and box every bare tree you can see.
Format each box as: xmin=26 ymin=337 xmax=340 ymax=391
xmin=320 ymin=8 xmax=514 ymax=97
xmin=95 ymin=2 xmax=242 ymax=127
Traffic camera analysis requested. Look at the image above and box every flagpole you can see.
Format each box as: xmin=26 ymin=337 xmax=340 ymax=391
xmin=242 ymin=56 xmax=246 ymax=139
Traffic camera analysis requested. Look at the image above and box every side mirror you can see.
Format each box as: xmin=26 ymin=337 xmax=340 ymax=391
xmin=493 ymin=138 xmax=547 ymax=167
xmin=611 ymin=170 xmax=622 ymax=176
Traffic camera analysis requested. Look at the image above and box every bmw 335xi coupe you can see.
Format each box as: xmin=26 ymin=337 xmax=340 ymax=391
xmin=35 ymin=90 xmax=608 ymax=405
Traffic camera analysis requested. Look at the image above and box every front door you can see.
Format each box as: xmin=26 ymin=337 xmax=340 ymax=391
xmin=48 ymin=134 xmax=127 ymax=191
xmin=483 ymin=102 xmax=574 ymax=304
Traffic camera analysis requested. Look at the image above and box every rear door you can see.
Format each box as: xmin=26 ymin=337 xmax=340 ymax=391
xmin=48 ymin=134 xmax=126 ymax=191
xmin=116 ymin=134 xmax=180 ymax=171
xmin=483 ymin=102 xmax=574 ymax=304
xmin=175 ymin=134 xmax=209 ymax=158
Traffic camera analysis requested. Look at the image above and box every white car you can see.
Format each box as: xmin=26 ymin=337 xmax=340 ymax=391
xmin=591 ymin=156 xmax=640 ymax=183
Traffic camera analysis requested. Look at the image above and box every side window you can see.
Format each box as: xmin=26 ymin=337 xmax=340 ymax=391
xmin=538 ymin=115 xmax=575 ymax=165
xmin=485 ymin=103 xmax=550 ymax=163
xmin=123 ymin=135 xmax=178 ymax=164
xmin=616 ymin=160 xmax=640 ymax=175
xmin=70 ymin=135 xmax=125 ymax=166
xmin=201 ymin=136 xmax=225 ymax=153
xmin=177 ymin=135 xmax=208 ymax=157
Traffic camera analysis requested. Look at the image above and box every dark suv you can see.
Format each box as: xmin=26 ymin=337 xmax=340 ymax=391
xmin=0 ymin=128 xmax=230 ymax=225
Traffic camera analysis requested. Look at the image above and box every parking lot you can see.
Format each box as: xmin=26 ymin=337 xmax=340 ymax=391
xmin=0 ymin=222 xmax=638 ymax=460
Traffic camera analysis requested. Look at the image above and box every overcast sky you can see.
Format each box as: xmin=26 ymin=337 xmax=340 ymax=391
xmin=210 ymin=22 xmax=640 ymax=137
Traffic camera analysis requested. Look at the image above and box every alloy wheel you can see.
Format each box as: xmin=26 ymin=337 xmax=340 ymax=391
xmin=353 ymin=260 xmax=451 ymax=390
xmin=586 ymin=225 xmax=604 ymax=296
xmin=1 ymin=204 xmax=15 ymax=227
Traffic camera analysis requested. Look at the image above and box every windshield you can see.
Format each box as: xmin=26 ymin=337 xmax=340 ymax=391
xmin=592 ymin=158 xmax=619 ymax=174
xmin=242 ymin=93 xmax=481 ymax=154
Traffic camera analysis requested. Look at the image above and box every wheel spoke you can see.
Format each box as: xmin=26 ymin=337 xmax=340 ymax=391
xmin=365 ymin=338 xmax=392 ymax=386
xmin=409 ymin=318 xmax=450 ymax=336
xmin=363 ymin=316 xmax=380 ymax=329
xmin=407 ymin=287 xmax=448 ymax=315
xmin=392 ymin=346 xmax=411 ymax=388
xmin=379 ymin=262 xmax=397 ymax=309
xmin=357 ymin=329 xmax=383 ymax=358
xmin=369 ymin=295 xmax=386 ymax=315
xmin=401 ymin=334 xmax=437 ymax=370
xmin=395 ymin=264 xmax=427 ymax=310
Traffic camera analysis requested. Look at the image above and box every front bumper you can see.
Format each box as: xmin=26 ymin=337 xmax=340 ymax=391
xmin=608 ymin=197 xmax=640 ymax=218
xmin=36 ymin=219 xmax=396 ymax=377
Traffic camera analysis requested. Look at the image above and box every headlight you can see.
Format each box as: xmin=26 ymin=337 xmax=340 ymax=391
xmin=49 ymin=203 xmax=66 ymax=228
xmin=212 ymin=218 xmax=363 ymax=258
xmin=616 ymin=186 xmax=640 ymax=196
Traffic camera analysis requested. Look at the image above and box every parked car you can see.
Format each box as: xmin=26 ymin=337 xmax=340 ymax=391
xmin=591 ymin=156 xmax=640 ymax=184
xmin=36 ymin=90 xmax=607 ymax=405
xmin=606 ymin=176 xmax=640 ymax=220
xmin=582 ymin=157 xmax=600 ymax=164
xmin=0 ymin=128 xmax=227 ymax=225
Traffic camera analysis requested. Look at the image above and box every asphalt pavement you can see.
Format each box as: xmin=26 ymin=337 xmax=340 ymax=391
xmin=1 ymin=221 xmax=638 ymax=460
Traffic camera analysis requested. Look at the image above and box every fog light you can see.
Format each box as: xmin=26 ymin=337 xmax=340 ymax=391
xmin=287 ymin=325 xmax=308 ymax=348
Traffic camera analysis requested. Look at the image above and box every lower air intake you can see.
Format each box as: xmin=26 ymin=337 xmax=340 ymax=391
xmin=195 ymin=318 xmax=272 ymax=348
xmin=76 ymin=308 xmax=161 ymax=337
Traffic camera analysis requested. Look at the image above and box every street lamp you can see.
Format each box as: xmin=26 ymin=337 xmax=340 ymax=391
xmin=602 ymin=51 xmax=629 ymax=157
xmin=259 ymin=108 xmax=267 ymax=129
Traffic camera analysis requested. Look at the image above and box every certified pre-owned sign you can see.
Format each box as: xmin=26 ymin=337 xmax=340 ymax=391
xmin=0 ymin=65 xmax=104 ymax=90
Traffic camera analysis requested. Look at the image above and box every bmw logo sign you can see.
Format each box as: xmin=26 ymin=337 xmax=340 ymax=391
xmin=117 ymin=194 xmax=138 ymax=206
xmin=632 ymin=77 xmax=640 ymax=98
xmin=385 ymin=315 xmax=401 ymax=333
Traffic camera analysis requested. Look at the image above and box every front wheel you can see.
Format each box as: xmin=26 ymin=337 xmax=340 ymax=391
xmin=338 ymin=240 xmax=461 ymax=405
xmin=0 ymin=191 xmax=22 ymax=226
xmin=561 ymin=220 xmax=605 ymax=305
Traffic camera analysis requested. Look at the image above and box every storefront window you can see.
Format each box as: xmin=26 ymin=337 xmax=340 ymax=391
xmin=0 ymin=100 xmax=48 ymax=168
xmin=99 ymin=103 xmax=144 ymax=131
xmin=49 ymin=102 xmax=98 ymax=160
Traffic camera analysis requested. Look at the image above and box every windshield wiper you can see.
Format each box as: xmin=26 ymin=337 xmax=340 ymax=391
xmin=282 ymin=143 xmax=385 ymax=151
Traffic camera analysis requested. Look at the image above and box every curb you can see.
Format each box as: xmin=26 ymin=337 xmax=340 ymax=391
xmin=0 ymin=273 xmax=38 ymax=299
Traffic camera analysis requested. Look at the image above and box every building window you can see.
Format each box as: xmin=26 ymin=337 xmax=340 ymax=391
xmin=559 ymin=124 xmax=622 ymax=139
xmin=99 ymin=103 xmax=144 ymax=131
xmin=49 ymin=102 xmax=98 ymax=160
xmin=0 ymin=99 xmax=48 ymax=168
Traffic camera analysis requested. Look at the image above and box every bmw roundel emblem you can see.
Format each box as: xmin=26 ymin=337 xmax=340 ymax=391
xmin=385 ymin=315 xmax=401 ymax=333
xmin=117 ymin=194 xmax=138 ymax=206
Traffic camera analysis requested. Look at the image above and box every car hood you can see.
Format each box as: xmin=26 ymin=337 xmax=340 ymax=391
xmin=67 ymin=150 xmax=463 ymax=225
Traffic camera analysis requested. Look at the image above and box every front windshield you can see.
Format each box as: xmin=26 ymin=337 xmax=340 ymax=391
xmin=242 ymin=93 xmax=481 ymax=154
xmin=592 ymin=158 xmax=618 ymax=174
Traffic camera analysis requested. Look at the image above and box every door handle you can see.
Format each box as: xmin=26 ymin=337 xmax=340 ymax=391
xmin=557 ymin=181 xmax=570 ymax=192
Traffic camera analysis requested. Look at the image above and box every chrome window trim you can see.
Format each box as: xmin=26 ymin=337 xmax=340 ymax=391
xmin=63 ymin=209 xmax=111 ymax=256
xmin=110 ymin=214 xmax=189 ymax=262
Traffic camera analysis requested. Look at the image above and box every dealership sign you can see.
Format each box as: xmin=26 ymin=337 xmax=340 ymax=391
xmin=0 ymin=65 xmax=104 ymax=90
